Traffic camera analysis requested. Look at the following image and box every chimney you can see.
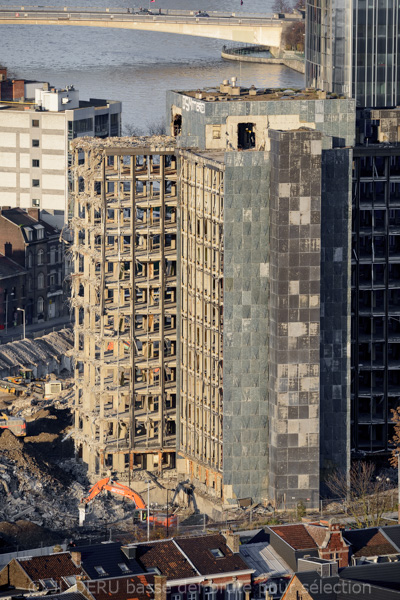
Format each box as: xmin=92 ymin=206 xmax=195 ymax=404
xmin=223 ymin=530 xmax=240 ymax=554
xmin=27 ymin=207 xmax=39 ymax=221
xmin=153 ymin=575 xmax=167 ymax=600
xmin=71 ymin=551 xmax=82 ymax=567
xmin=53 ymin=545 xmax=63 ymax=553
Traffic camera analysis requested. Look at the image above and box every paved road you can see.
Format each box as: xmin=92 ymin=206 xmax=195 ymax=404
xmin=0 ymin=315 xmax=72 ymax=344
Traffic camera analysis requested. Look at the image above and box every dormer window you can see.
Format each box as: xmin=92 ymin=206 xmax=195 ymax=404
xmin=94 ymin=565 xmax=108 ymax=576
xmin=34 ymin=224 xmax=45 ymax=240
xmin=25 ymin=227 xmax=33 ymax=242
xmin=39 ymin=578 xmax=57 ymax=591
xmin=63 ymin=575 xmax=77 ymax=587
xmin=210 ymin=548 xmax=224 ymax=558
xmin=118 ymin=563 xmax=131 ymax=573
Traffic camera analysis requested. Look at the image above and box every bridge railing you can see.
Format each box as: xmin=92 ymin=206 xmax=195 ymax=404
xmin=0 ymin=6 xmax=303 ymax=22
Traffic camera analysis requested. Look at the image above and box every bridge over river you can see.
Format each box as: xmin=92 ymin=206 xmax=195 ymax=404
xmin=0 ymin=6 xmax=304 ymax=48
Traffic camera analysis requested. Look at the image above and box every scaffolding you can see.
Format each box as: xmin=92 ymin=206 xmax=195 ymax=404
xmin=70 ymin=137 xmax=177 ymax=476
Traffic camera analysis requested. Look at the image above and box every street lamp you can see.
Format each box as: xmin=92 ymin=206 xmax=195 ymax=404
xmin=145 ymin=479 xmax=151 ymax=541
xmin=17 ymin=308 xmax=25 ymax=339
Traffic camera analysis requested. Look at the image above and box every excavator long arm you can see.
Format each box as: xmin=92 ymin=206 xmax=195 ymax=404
xmin=81 ymin=477 xmax=146 ymax=510
xmin=104 ymin=481 xmax=146 ymax=510
xmin=82 ymin=477 xmax=111 ymax=504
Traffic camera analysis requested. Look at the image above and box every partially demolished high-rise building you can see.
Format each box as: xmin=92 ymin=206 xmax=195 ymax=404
xmin=71 ymin=85 xmax=358 ymax=510
xmin=71 ymin=139 xmax=178 ymax=475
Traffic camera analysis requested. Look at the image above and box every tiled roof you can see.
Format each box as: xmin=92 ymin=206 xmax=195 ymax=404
xmin=381 ymin=526 xmax=400 ymax=552
xmin=174 ymin=534 xmax=249 ymax=575
xmin=1 ymin=208 xmax=58 ymax=235
xmin=18 ymin=552 xmax=83 ymax=588
xmin=72 ymin=542 xmax=143 ymax=579
xmin=82 ymin=574 xmax=154 ymax=600
xmin=0 ymin=253 xmax=27 ymax=278
xmin=269 ymin=525 xmax=318 ymax=551
xmin=343 ymin=529 xmax=398 ymax=557
xmin=136 ymin=540 xmax=196 ymax=579
xmin=306 ymin=524 xmax=329 ymax=547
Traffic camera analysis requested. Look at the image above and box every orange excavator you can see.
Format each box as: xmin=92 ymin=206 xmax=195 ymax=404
xmin=79 ymin=477 xmax=146 ymax=526
xmin=79 ymin=477 xmax=178 ymax=529
xmin=81 ymin=477 xmax=146 ymax=509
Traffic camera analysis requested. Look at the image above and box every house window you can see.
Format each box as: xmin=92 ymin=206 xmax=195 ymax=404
xmin=35 ymin=225 xmax=44 ymax=240
xmin=94 ymin=566 xmax=108 ymax=576
xmin=32 ymin=159 xmax=40 ymax=167
xmin=210 ymin=548 xmax=224 ymax=558
xmin=32 ymin=119 xmax=39 ymax=127
xmin=37 ymin=249 xmax=44 ymax=265
xmin=118 ymin=563 xmax=131 ymax=574
xmin=32 ymin=139 xmax=40 ymax=147
xmin=39 ymin=579 xmax=57 ymax=591
xmin=171 ymin=595 xmax=181 ymax=600
xmin=38 ymin=273 xmax=44 ymax=289
xmin=32 ymin=179 xmax=40 ymax=187
xmin=37 ymin=296 xmax=44 ymax=314
xmin=188 ymin=593 xmax=198 ymax=600
xmin=50 ymin=247 xmax=56 ymax=264
xmin=50 ymin=274 xmax=56 ymax=286
xmin=204 ymin=588 xmax=216 ymax=600
xmin=32 ymin=199 xmax=40 ymax=207
xmin=63 ymin=576 xmax=77 ymax=588
xmin=26 ymin=253 xmax=33 ymax=269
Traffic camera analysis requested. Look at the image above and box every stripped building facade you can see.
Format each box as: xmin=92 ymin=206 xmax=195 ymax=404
xmin=71 ymin=138 xmax=177 ymax=475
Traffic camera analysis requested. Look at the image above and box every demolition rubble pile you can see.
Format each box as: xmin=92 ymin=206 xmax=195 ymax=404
xmin=0 ymin=425 xmax=136 ymax=544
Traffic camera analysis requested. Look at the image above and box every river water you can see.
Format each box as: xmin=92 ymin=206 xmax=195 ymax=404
xmin=0 ymin=0 xmax=304 ymax=129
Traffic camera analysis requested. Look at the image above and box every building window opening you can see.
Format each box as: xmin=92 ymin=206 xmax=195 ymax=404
xmin=173 ymin=113 xmax=182 ymax=136
xmin=238 ymin=123 xmax=255 ymax=149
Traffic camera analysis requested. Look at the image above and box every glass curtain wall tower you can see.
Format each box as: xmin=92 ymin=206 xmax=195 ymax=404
xmin=306 ymin=0 xmax=400 ymax=108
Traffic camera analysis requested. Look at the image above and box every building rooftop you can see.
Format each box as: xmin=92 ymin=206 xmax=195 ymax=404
xmin=174 ymin=534 xmax=250 ymax=575
xmin=239 ymin=541 xmax=291 ymax=578
xmin=343 ymin=528 xmax=399 ymax=558
xmin=135 ymin=540 xmax=196 ymax=580
xmin=269 ymin=524 xmax=319 ymax=551
xmin=176 ymin=86 xmax=344 ymax=103
xmin=16 ymin=552 xmax=83 ymax=588
xmin=0 ymin=254 xmax=27 ymax=278
xmin=71 ymin=542 xmax=144 ymax=580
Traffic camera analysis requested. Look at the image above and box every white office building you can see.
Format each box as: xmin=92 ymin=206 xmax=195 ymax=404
xmin=0 ymin=77 xmax=121 ymax=227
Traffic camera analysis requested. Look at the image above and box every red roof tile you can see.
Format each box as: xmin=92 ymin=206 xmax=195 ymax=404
xmin=174 ymin=534 xmax=249 ymax=576
xmin=269 ymin=525 xmax=318 ymax=551
xmin=18 ymin=552 xmax=84 ymax=589
xmin=136 ymin=540 xmax=196 ymax=579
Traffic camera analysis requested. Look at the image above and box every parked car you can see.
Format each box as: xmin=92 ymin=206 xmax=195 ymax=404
xmin=195 ymin=11 xmax=209 ymax=17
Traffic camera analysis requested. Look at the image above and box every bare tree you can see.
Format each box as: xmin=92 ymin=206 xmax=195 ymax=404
xmin=122 ymin=118 xmax=166 ymax=137
xmin=326 ymin=461 xmax=395 ymax=528
xmin=390 ymin=406 xmax=400 ymax=467
xmin=283 ymin=21 xmax=305 ymax=51
xmin=146 ymin=118 xmax=166 ymax=136
xmin=293 ymin=0 xmax=306 ymax=10
xmin=123 ymin=123 xmax=145 ymax=137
